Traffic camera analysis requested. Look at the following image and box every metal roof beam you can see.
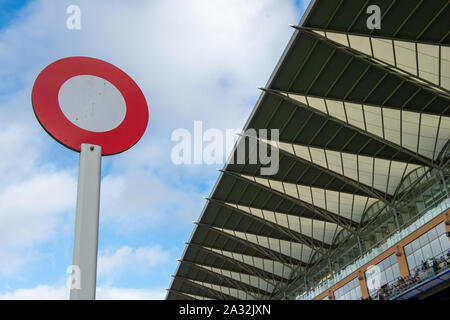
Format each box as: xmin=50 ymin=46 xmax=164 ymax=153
xmin=180 ymin=260 xmax=270 ymax=299
xmin=185 ymin=243 xmax=286 ymax=284
xmin=167 ymin=289 xmax=202 ymax=300
xmin=296 ymin=26 xmax=446 ymax=47
xmin=298 ymin=16 xmax=448 ymax=46
xmin=196 ymin=222 xmax=308 ymax=267
xmin=414 ymin=2 xmax=449 ymax=41
xmin=221 ymin=170 xmax=359 ymax=232
xmin=207 ymin=197 xmax=333 ymax=251
xmin=312 ymin=32 xmax=448 ymax=95
xmin=206 ymin=199 xmax=339 ymax=290
xmin=392 ymin=0 xmax=425 ymax=39
xmin=172 ymin=276 xmax=237 ymax=300
xmin=261 ymin=87 xmax=438 ymax=170
xmin=290 ymin=27 xmax=450 ymax=101
xmin=245 ymin=123 xmax=400 ymax=205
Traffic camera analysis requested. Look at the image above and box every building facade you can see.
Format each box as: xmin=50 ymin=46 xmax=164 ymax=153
xmin=167 ymin=0 xmax=450 ymax=300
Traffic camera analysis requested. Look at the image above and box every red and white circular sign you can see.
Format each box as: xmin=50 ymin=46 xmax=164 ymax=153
xmin=32 ymin=56 xmax=149 ymax=155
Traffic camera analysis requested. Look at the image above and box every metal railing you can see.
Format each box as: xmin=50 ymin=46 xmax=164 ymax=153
xmin=373 ymin=252 xmax=450 ymax=300
xmin=296 ymin=198 xmax=450 ymax=300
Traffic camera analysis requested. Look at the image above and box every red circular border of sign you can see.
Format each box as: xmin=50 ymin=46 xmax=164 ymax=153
xmin=32 ymin=56 xmax=149 ymax=155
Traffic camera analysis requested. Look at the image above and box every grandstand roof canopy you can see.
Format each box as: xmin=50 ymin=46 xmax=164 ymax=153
xmin=166 ymin=0 xmax=450 ymax=300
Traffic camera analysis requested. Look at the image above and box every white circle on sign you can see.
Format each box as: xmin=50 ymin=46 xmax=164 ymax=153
xmin=58 ymin=75 xmax=126 ymax=132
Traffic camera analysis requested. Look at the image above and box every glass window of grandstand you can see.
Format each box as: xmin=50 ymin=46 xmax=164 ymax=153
xmin=334 ymin=278 xmax=361 ymax=300
xmin=365 ymin=254 xmax=400 ymax=299
xmin=404 ymin=222 xmax=450 ymax=276
xmin=395 ymin=168 xmax=449 ymax=229
xmin=360 ymin=168 xmax=449 ymax=256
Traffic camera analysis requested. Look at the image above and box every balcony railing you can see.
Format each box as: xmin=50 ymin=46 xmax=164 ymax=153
xmin=296 ymin=198 xmax=450 ymax=300
xmin=372 ymin=252 xmax=450 ymax=300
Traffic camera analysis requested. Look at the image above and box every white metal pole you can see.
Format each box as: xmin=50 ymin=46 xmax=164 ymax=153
xmin=70 ymin=143 xmax=102 ymax=300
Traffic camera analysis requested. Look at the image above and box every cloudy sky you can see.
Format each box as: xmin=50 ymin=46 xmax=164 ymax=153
xmin=0 ymin=0 xmax=308 ymax=299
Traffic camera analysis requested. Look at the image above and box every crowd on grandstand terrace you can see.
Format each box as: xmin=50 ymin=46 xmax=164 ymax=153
xmin=364 ymin=250 xmax=450 ymax=300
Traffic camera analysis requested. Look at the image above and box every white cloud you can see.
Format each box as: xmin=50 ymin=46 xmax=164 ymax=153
xmin=0 ymin=0 xmax=300 ymax=231
xmin=0 ymin=123 xmax=77 ymax=277
xmin=0 ymin=243 xmax=172 ymax=299
xmin=0 ymin=285 xmax=165 ymax=300
xmin=0 ymin=124 xmax=44 ymax=184
xmin=0 ymin=285 xmax=68 ymax=300
xmin=1 ymin=0 xmax=299 ymax=128
xmin=98 ymin=245 xmax=171 ymax=284
xmin=100 ymin=171 xmax=204 ymax=232
xmin=96 ymin=287 xmax=166 ymax=300
xmin=0 ymin=0 xmax=307 ymax=292
xmin=0 ymin=169 xmax=76 ymax=276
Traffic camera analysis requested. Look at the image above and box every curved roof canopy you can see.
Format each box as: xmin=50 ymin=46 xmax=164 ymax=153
xmin=167 ymin=0 xmax=450 ymax=300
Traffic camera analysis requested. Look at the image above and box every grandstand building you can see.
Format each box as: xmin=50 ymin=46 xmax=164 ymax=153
xmin=167 ymin=0 xmax=450 ymax=300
